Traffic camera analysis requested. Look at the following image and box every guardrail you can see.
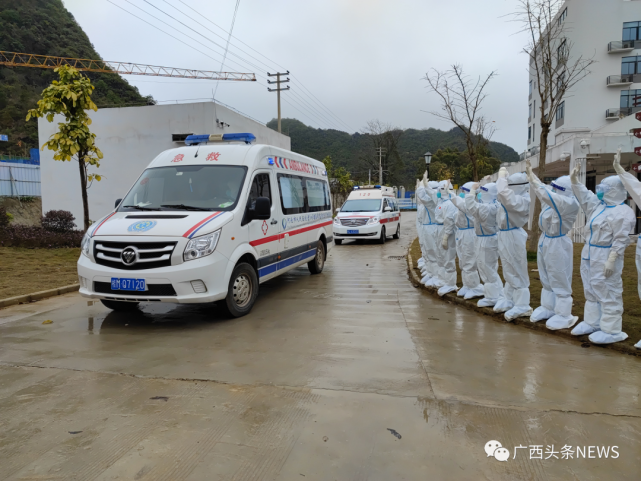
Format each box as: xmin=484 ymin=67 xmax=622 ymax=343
xmin=607 ymin=74 xmax=634 ymax=86
xmin=0 ymin=162 xmax=41 ymax=196
xmin=608 ymin=40 xmax=636 ymax=52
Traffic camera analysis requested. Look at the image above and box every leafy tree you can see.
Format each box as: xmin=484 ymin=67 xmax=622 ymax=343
xmin=27 ymin=66 xmax=103 ymax=231
xmin=322 ymin=155 xmax=352 ymax=209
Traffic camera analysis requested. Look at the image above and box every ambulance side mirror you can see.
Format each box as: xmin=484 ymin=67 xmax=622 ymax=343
xmin=115 ymin=198 xmax=122 ymax=208
xmin=384 ymin=206 xmax=392 ymax=212
xmin=252 ymin=197 xmax=271 ymax=220
xmin=335 ymin=208 xmax=340 ymax=213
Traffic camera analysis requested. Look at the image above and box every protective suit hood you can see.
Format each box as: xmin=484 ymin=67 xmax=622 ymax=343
xmin=428 ymin=181 xmax=440 ymax=189
xmin=507 ymin=172 xmax=530 ymax=198
xmin=438 ymin=180 xmax=455 ymax=199
xmin=598 ymin=175 xmax=628 ymax=206
xmin=550 ymin=176 xmax=573 ymax=197
xmin=461 ymin=181 xmax=476 ymax=193
xmin=479 ymin=182 xmax=498 ymax=203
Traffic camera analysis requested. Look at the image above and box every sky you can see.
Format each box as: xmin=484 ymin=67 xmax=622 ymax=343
xmin=64 ymin=0 xmax=531 ymax=152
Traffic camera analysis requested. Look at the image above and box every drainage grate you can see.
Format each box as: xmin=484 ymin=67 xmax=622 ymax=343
xmin=388 ymin=255 xmax=406 ymax=260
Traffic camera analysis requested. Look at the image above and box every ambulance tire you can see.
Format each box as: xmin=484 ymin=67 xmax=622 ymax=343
xmin=220 ymin=262 xmax=258 ymax=318
xmin=393 ymin=224 xmax=400 ymax=239
xmin=378 ymin=227 xmax=386 ymax=244
xmin=334 ymin=239 xmax=342 ymax=245
xmin=308 ymin=240 xmax=325 ymax=274
xmin=100 ymin=299 xmax=139 ymax=311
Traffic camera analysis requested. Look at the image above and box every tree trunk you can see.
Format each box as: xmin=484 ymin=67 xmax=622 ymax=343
xmin=526 ymin=123 xmax=551 ymax=252
xmin=78 ymin=153 xmax=90 ymax=232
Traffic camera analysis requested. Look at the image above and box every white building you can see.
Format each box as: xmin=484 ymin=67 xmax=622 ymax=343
xmin=39 ymin=102 xmax=290 ymax=227
xmin=489 ymin=0 xmax=641 ymax=237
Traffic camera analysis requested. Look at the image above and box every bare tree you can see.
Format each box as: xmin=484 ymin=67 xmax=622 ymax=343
xmin=424 ymin=65 xmax=497 ymax=182
xmin=512 ymin=0 xmax=596 ymax=250
xmin=361 ymin=119 xmax=403 ymax=185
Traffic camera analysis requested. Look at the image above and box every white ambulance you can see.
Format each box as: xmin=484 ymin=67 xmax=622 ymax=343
xmin=77 ymin=133 xmax=333 ymax=317
xmin=332 ymin=185 xmax=401 ymax=244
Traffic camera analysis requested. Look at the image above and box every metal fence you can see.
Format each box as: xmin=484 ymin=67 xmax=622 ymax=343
xmin=0 ymin=162 xmax=41 ymax=197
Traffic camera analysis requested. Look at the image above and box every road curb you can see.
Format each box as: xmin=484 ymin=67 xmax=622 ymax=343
xmin=0 ymin=284 xmax=79 ymax=309
xmin=406 ymin=238 xmax=641 ymax=358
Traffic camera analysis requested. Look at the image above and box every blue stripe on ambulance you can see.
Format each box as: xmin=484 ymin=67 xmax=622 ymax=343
xmin=258 ymin=248 xmax=317 ymax=278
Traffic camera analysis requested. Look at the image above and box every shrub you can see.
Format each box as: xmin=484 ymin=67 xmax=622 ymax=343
xmin=42 ymin=210 xmax=76 ymax=233
xmin=0 ymin=206 xmax=9 ymax=228
xmin=0 ymin=224 xmax=83 ymax=248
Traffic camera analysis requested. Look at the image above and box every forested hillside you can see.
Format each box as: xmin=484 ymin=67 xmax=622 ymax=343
xmin=268 ymin=118 xmax=519 ymax=188
xmin=0 ymin=0 xmax=153 ymax=156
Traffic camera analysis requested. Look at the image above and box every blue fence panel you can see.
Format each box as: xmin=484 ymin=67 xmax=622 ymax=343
xmin=0 ymin=163 xmax=41 ymax=196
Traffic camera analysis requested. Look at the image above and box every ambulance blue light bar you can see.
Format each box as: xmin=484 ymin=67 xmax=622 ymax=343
xmin=184 ymin=133 xmax=256 ymax=145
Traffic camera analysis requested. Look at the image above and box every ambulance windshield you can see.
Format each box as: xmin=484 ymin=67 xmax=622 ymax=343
xmin=119 ymin=165 xmax=247 ymax=212
xmin=340 ymin=199 xmax=382 ymax=212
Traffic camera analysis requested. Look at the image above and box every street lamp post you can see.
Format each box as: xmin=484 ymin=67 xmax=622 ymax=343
xmin=424 ymin=152 xmax=432 ymax=178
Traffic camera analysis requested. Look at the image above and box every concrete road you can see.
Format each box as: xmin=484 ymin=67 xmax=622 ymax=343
xmin=0 ymin=212 xmax=640 ymax=480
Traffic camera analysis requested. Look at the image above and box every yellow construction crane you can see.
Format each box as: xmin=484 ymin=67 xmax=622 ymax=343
xmin=0 ymin=51 xmax=256 ymax=81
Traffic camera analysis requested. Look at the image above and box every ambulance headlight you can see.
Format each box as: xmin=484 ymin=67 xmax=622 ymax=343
xmin=81 ymin=233 xmax=91 ymax=258
xmin=367 ymin=216 xmax=380 ymax=225
xmin=183 ymin=229 xmax=221 ymax=262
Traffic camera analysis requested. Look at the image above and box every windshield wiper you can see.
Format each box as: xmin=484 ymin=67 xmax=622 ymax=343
xmin=161 ymin=204 xmax=212 ymax=211
xmin=122 ymin=205 xmax=161 ymax=211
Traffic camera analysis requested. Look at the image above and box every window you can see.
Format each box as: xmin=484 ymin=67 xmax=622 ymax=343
xmin=306 ymin=179 xmax=331 ymax=212
xmin=556 ymin=101 xmax=565 ymax=121
xmin=622 ymin=56 xmax=641 ymax=75
xmin=529 ymin=80 xmax=533 ymax=96
xmin=558 ymin=7 xmax=567 ymax=26
xmin=532 ymin=124 xmax=536 ymax=141
xmin=557 ymin=39 xmax=568 ymax=62
xmin=621 ymin=89 xmax=641 ymax=108
xmin=529 ymin=103 xmax=532 ymax=119
xmin=528 ymin=126 xmax=532 ymax=142
xmin=557 ymin=72 xmax=566 ymax=94
xmin=278 ymin=174 xmax=306 ymax=215
xmin=533 ymin=100 xmax=536 ymax=119
xmin=242 ymin=173 xmax=272 ymax=225
xmin=623 ymin=21 xmax=641 ymax=42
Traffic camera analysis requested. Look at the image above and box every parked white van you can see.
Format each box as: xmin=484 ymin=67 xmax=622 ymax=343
xmin=77 ymin=133 xmax=333 ymax=317
xmin=332 ymin=185 xmax=401 ymax=244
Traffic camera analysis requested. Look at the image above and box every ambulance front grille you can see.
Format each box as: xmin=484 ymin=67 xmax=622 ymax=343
xmin=340 ymin=218 xmax=369 ymax=227
xmin=94 ymin=241 xmax=177 ymax=270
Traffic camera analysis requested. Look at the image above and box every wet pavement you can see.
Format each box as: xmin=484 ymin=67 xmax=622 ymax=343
xmin=0 ymin=212 xmax=640 ymax=480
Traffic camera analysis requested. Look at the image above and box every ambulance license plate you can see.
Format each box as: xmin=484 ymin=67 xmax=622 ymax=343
xmin=111 ymin=278 xmax=146 ymax=291
xmin=347 ymin=230 xmax=359 ymax=234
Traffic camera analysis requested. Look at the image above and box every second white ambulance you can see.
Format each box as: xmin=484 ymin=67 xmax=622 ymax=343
xmin=332 ymin=185 xmax=401 ymax=244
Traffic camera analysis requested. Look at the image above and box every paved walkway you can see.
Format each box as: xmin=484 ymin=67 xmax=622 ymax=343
xmin=0 ymin=212 xmax=639 ymax=480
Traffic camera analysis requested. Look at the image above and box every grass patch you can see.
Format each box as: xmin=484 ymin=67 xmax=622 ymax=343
xmin=0 ymin=247 xmax=80 ymax=299
xmin=410 ymin=237 xmax=641 ymax=349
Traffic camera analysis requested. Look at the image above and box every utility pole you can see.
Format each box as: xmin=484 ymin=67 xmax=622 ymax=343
xmin=267 ymin=71 xmax=290 ymax=133
xmin=376 ymin=147 xmax=386 ymax=185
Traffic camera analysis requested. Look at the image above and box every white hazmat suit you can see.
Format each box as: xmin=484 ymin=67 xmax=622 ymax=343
xmin=451 ymin=182 xmax=484 ymax=299
xmin=436 ymin=180 xmax=460 ymax=296
xmin=613 ymin=150 xmax=641 ymax=349
xmin=416 ymin=179 xmax=427 ymax=271
xmin=526 ymin=164 xmax=580 ymax=329
xmin=495 ymin=170 xmax=533 ymax=321
xmin=570 ymin=171 xmax=635 ymax=344
xmin=465 ymin=182 xmax=504 ymax=307
xmin=416 ymin=179 xmax=441 ymax=285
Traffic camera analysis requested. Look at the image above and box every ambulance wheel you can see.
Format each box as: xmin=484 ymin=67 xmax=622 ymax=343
xmin=393 ymin=224 xmax=400 ymax=239
xmin=100 ymin=299 xmax=139 ymax=311
xmin=308 ymin=240 xmax=325 ymax=274
xmin=378 ymin=227 xmax=386 ymax=244
xmin=334 ymin=239 xmax=342 ymax=245
xmin=221 ymin=262 xmax=258 ymax=318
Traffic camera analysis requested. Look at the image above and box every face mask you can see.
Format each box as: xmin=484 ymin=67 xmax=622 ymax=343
xmin=459 ymin=192 xmax=465 ymax=198
xmin=597 ymin=192 xmax=604 ymax=201
xmin=437 ymin=192 xmax=442 ymax=199
xmin=477 ymin=193 xmax=482 ymax=200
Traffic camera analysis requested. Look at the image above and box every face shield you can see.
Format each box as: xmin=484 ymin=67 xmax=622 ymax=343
xmin=479 ymin=183 xmax=498 ymax=203
xmin=507 ymin=172 xmax=530 ymax=198
xmin=599 ymin=175 xmax=628 ymax=205
xmin=550 ymin=176 xmax=573 ymax=197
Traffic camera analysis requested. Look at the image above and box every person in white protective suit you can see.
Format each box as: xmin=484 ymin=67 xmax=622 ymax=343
xmin=415 ymin=175 xmax=441 ymax=285
xmin=494 ymin=168 xmax=533 ymax=321
xmin=569 ymin=163 xmax=636 ymax=344
xmin=465 ymin=182 xmax=504 ymax=307
xmin=613 ymin=149 xmax=641 ymax=348
xmin=450 ymin=182 xmax=485 ymax=299
xmin=416 ymin=179 xmax=427 ymax=273
xmin=435 ymin=180 xmax=460 ymax=296
xmin=525 ymin=160 xmax=580 ymax=329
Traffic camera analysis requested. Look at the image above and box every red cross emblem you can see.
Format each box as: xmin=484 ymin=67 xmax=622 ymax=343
xmin=171 ymin=154 xmax=184 ymax=163
xmin=206 ymin=152 xmax=221 ymax=161
xmin=261 ymin=220 xmax=268 ymax=235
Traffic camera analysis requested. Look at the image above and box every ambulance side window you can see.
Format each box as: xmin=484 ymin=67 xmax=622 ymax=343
xmin=278 ymin=174 xmax=306 ymax=215
xmin=242 ymin=173 xmax=272 ymax=226
xmin=306 ymin=179 xmax=330 ymax=212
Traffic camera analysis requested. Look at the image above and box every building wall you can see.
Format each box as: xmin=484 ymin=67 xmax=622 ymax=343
xmin=527 ymin=0 xmax=641 ymax=149
xmin=39 ymin=102 xmax=290 ymax=227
